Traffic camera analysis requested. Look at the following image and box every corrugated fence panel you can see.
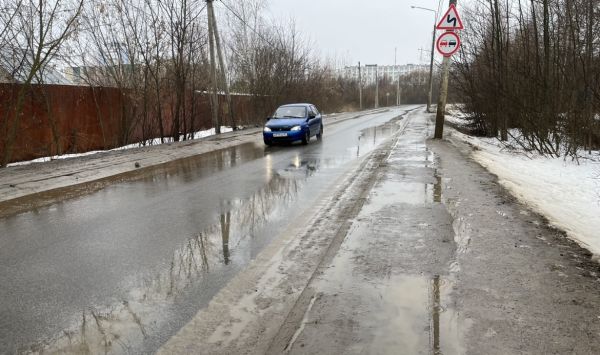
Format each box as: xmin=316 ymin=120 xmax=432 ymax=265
xmin=0 ymin=84 xmax=270 ymax=164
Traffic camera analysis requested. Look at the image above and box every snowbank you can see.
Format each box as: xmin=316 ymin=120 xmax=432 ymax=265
xmin=8 ymin=126 xmax=234 ymax=167
xmin=447 ymin=122 xmax=600 ymax=256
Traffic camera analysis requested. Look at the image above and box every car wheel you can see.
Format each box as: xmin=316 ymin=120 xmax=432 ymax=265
xmin=301 ymin=130 xmax=310 ymax=145
xmin=316 ymin=125 xmax=323 ymax=140
xmin=264 ymin=139 xmax=273 ymax=146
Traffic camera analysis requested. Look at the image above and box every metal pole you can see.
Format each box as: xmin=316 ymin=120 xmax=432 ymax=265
xmin=427 ymin=24 xmax=436 ymax=113
xmin=375 ymin=66 xmax=379 ymax=108
xmin=399 ymin=86 xmax=402 ymax=105
xmin=397 ymin=76 xmax=400 ymax=106
xmin=358 ymin=62 xmax=363 ymax=110
xmin=209 ymin=2 xmax=235 ymax=130
xmin=395 ymin=49 xmax=400 ymax=106
xmin=206 ymin=0 xmax=220 ymax=134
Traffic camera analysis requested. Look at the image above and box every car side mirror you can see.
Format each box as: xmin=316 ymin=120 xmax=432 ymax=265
xmin=308 ymin=113 xmax=316 ymax=119
xmin=266 ymin=117 xmax=271 ymax=121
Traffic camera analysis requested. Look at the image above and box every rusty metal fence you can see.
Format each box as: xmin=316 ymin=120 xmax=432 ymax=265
xmin=0 ymin=83 xmax=271 ymax=164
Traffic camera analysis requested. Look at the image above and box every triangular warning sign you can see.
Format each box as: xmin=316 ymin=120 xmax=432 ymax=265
xmin=436 ymin=4 xmax=464 ymax=30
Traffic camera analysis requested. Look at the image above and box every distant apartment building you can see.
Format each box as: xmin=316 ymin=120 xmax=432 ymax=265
xmin=64 ymin=36 xmax=136 ymax=86
xmin=0 ymin=47 xmax=70 ymax=84
xmin=63 ymin=65 xmax=106 ymax=85
xmin=338 ymin=64 xmax=429 ymax=84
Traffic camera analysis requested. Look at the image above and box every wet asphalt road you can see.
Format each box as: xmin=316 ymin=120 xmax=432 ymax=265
xmin=0 ymin=107 xmax=417 ymax=354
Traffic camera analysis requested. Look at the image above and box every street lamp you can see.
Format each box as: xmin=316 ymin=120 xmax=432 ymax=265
xmin=411 ymin=5 xmax=437 ymax=113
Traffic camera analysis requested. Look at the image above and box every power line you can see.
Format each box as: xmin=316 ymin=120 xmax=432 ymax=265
xmin=217 ymin=0 xmax=278 ymax=49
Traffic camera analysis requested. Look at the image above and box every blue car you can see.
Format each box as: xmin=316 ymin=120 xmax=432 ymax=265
xmin=263 ymin=103 xmax=323 ymax=146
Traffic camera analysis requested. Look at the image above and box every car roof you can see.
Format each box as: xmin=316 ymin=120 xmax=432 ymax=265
xmin=279 ymin=103 xmax=313 ymax=108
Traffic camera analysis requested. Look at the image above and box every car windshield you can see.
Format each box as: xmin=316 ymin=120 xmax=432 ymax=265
xmin=272 ymin=106 xmax=306 ymax=119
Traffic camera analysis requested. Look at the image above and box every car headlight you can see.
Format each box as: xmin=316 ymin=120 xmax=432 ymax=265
xmin=291 ymin=126 xmax=301 ymax=131
xmin=264 ymin=127 xmax=272 ymax=132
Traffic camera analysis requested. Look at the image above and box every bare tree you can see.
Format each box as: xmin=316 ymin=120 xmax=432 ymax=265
xmin=1 ymin=0 xmax=396 ymax=165
xmin=0 ymin=0 xmax=83 ymax=166
xmin=454 ymin=0 xmax=600 ymax=158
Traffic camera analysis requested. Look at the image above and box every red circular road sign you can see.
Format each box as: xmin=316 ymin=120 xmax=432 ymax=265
xmin=436 ymin=31 xmax=461 ymax=57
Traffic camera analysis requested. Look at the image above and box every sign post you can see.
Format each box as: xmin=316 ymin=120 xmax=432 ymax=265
xmin=434 ymin=0 xmax=463 ymax=139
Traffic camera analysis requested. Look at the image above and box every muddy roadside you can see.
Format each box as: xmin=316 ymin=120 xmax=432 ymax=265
xmin=431 ymin=134 xmax=600 ymax=354
xmin=271 ymin=111 xmax=600 ymax=354
xmin=0 ymin=109 xmax=386 ymax=218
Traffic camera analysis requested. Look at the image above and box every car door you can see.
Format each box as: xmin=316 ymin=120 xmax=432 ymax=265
xmin=311 ymin=105 xmax=322 ymax=135
xmin=308 ymin=105 xmax=320 ymax=136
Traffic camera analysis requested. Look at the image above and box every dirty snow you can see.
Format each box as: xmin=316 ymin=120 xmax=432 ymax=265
xmin=7 ymin=126 xmax=234 ymax=167
xmin=446 ymin=115 xmax=600 ymax=256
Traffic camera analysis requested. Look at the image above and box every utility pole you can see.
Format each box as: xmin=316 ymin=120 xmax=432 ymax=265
xmin=434 ymin=0 xmax=457 ymax=139
xmin=399 ymin=86 xmax=402 ymax=105
xmin=358 ymin=62 xmax=363 ymax=110
xmin=427 ymin=23 xmax=436 ymax=112
xmin=206 ymin=0 xmax=220 ymax=134
xmin=395 ymin=49 xmax=400 ymax=106
xmin=397 ymin=77 xmax=401 ymax=106
xmin=208 ymin=1 xmax=235 ymax=130
xmin=375 ymin=66 xmax=380 ymax=108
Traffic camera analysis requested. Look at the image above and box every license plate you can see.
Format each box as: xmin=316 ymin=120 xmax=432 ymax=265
xmin=273 ymin=133 xmax=287 ymax=137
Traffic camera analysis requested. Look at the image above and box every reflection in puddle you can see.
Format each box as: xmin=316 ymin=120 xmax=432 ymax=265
xmin=433 ymin=171 xmax=442 ymax=203
xmin=19 ymin=167 xmax=312 ymax=353
xmin=366 ymin=274 xmax=464 ymax=355
xmin=350 ymin=116 xmax=401 ymax=158
xmin=221 ymin=211 xmax=231 ymax=265
xmin=362 ymin=175 xmax=443 ymax=215
xmin=314 ymin=269 xmax=464 ymax=355
xmin=0 ymin=143 xmax=267 ymax=219
xmin=431 ymin=275 xmax=442 ymax=354
xmin=429 ymin=275 xmax=465 ymax=355
xmin=276 ymin=157 xmax=319 ymax=179
xmin=369 ymin=274 xmax=463 ymax=354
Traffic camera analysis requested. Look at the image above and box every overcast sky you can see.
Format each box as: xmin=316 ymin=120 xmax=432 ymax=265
xmin=265 ymin=0 xmax=450 ymax=67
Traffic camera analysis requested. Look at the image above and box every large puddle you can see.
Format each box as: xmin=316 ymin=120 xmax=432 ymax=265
xmin=367 ymin=274 xmax=463 ymax=354
xmin=20 ymin=170 xmax=310 ymax=353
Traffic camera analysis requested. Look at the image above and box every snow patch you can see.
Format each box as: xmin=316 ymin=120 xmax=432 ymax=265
xmin=449 ymin=129 xmax=600 ymax=256
xmin=7 ymin=126 xmax=234 ymax=167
